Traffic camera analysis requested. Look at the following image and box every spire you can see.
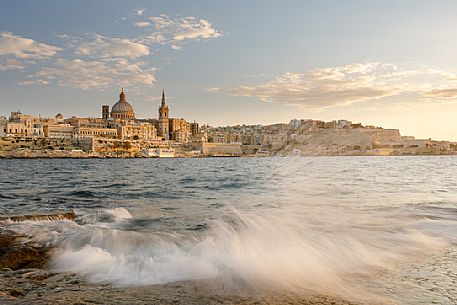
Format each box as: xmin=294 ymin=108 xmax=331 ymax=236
xmin=161 ymin=89 xmax=166 ymax=107
xmin=119 ymin=88 xmax=126 ymax=102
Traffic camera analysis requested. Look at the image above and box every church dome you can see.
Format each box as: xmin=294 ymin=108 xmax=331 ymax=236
xmin=112 ymin=101 xmax=134 ymax=113
xmin=111 ymin=89 xmax=135 ymax=119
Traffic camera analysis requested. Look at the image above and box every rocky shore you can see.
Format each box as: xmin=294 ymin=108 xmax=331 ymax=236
xmin=0 ymin=213 xmax=366 ymax=305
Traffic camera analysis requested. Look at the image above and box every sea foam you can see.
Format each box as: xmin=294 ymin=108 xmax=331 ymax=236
xmin=8 ymin=206 xmax=443 ymax=302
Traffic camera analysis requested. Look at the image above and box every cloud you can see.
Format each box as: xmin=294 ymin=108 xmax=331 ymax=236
xmin=22 ymin=58 xmax=156 ymax=90
xmin=173 ymin=17 xmax=222 ymax=41
xmin=137 ymin=14 xmax=222 ymax=46
xmin=134 ymin=21 xmax=151 ymax=28
xmin=4 ymin=12 xmax=221 ymax=90
xmin=75 ymin=35 xmax=149 ymax=58
xmin=149 ymin=15 xmax=176 ymax=30
xmin=0 ymin=32 xmax=61 ymax=71
xmin=17 ymin=79 xmax=50 ymax=86
xmin=424 ymin=88 xmax=457 ymax=98
xmin=0 ymin=32 xmax=62 ymax=60
xmin=208 ymin=63 xmax=457 ymax=109
xmin=134 ymin=8 xmax=146 ymax=16
xmin=0 ymin=58 xmax=25 ymax=71
xmin=170 ymin=44 xmax=182 ymax=50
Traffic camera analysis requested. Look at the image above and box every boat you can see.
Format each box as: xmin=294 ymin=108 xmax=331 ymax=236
xmin=141 ymin=147 xmax=175 ymax=158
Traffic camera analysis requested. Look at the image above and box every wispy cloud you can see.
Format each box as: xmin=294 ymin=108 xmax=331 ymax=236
xmin=0 ymin=32 xmax=61 ymax=70
xmin=0 ymin=58 xmax=25 ymax=71
xmin=133 ymin=21 xmax=151 ymax=28
xmin=208 ymin=63 xmax=457 ymax=109
xmin=0 ymin=32 xmax=62 ymax=59
xmin=172 ymin=17 xmax=222 ymax=41
xmin=21 ymin=58 xmax=156 ymax=90
xmin=424 ymin=88 xmax=457 ymax=98
xmin=135 ymin=14 xmax=222 ymax=47
xmin=75 ymin=34 xmax=150 ymax=58
xmin=17 ymin=79 xmax=51 ymax=86
xmin=134 ymin=8 xmax=146 ymax=16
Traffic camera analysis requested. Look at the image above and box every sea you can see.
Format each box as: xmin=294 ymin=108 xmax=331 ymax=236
xmin=0 ymin=157 xmax=456 ymax=304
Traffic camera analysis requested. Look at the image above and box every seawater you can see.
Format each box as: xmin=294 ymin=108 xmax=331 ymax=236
xmin=1 ymin=157 xmax=456 ymax=304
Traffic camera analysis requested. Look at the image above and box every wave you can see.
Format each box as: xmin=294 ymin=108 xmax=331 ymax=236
xmin=6 ymin=207 xmax=448 ymax=302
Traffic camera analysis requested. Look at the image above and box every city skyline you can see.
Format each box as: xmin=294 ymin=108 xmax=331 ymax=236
xmin=2 ymin=1 xmax=457 ymax=140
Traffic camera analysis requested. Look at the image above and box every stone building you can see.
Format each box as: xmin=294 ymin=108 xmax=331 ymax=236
xmin=43 ymin=124 xmax=74 ymax=139
xmin=117 ymin=122 xmax=157 ymax=141
xmin=169 ymin=118 xmax=191 ymax=143
xmin=73 ymin=127 xmax=118 ymax=140
xmin=101 ymin=105 xmax=110 ymax=120
xmin=190 ymin=121 xmax=199 ymax=135
xmin=4 ymin=122 xmax=33 ymax=137
xmin=158 ymin=90 xmax=169 ymax=140
xmin=55 ymin=113 xmax=64 ymax=123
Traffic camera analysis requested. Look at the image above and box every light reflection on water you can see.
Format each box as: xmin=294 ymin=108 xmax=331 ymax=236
xmin=1 ymin=156 xmax=457 ymax=304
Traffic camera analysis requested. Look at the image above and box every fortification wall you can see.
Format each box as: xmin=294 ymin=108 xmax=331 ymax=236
xmin=92 ymin=139 xmax=141 ymax=156
xmin=0 ymin=136 xmax=81 ymax=151
xmin=360 ymin=129 xmax=402 ymax=142
xmin=200 ymin=143 xmax=242 ymax=155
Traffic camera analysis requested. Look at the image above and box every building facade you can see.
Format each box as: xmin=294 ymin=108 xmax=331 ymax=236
xmin=158 ymin=90 xmax=170 ymax=140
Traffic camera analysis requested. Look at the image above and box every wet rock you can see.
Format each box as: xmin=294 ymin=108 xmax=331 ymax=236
xmin=0 ymin=211 xmax=76 ymax=222
xmin=0 ymin=246 xmax=48 ymax=270
xmin=7 ymin=289 xmax=24 ymax=298
xmin=0 ymin=229 xmax=50 ymax=270
xmin=0 ymin=229 xmax=19 ymax=247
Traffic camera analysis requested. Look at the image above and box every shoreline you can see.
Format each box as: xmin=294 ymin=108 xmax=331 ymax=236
xmin=0 ymin=153 xmax=455 ymax=159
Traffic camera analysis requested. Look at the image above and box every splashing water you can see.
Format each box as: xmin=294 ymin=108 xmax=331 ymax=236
xmin=8 ymin=206 xmax=449 ymax=303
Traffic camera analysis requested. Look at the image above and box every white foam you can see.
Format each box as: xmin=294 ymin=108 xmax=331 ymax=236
xmin=42 ymin=209 xmax=447 ymax=297
xmin=104 ymin=207 xmax=133 ymax=221
xmin=5 ymin=207 xmax=448 ymax=301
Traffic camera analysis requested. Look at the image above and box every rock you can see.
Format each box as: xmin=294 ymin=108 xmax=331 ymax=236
xmin=0 ymin=244 xmax=49 ymax=270
xmin=0 ymin=228 xmax=50 ymax=270
xmin=0 ymin=211 xmax=76 ymax=222
xmin=8 ymin=289 xmax=24 ymax=298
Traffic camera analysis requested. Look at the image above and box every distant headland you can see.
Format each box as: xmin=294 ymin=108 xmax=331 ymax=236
xmin=1 ymin=89 xmax=455 ymax=158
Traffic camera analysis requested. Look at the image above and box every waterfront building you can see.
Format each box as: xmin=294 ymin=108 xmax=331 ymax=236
xmin=73 ymin=127 xmax=118 ymax=140
xmin=0 ymin=87 xmax=202 ymax=154
xmin=31 ymin=123 xmax=44 ymax=137
xmin=55 ymin=113 xmax=64 ymax=123
xmin=43 ymin=124 xmax=74 ymax=139
xmin=4 ymin=122 xmax=32 ymax=137
xmin=9 ymin=111 xmax=33 ymax=124
xmin=190 ymin=121 xmax=199 ymax=135
xmin=169 ymin=118 xmax=191 ymax=143
xmin=68 ymin=117 xmax=109 ymax=128
xmin=289 ymin=119 xmax=301 ymax=129
xmin=117 ymin=122 xmax=157 ymax=141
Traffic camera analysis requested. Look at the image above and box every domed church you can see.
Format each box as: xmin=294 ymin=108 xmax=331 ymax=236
xmin=110 ymin=88 xmax=135 ymax=119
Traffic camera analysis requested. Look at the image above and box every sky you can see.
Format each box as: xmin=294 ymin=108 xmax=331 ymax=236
xmin=1 ymin=0 xmax=457 ymax=140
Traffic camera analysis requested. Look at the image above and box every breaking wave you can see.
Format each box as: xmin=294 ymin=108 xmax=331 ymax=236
xmin=8 ymin=207 xmax=449 ymax=301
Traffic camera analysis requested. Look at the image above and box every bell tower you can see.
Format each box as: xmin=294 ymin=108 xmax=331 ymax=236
xmin=158 ymin=90 xmax=169 ymax=140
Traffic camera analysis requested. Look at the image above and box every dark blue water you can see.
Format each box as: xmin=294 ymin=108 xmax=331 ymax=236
xmin=1 ymin=157 xmax=457 ymax=304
